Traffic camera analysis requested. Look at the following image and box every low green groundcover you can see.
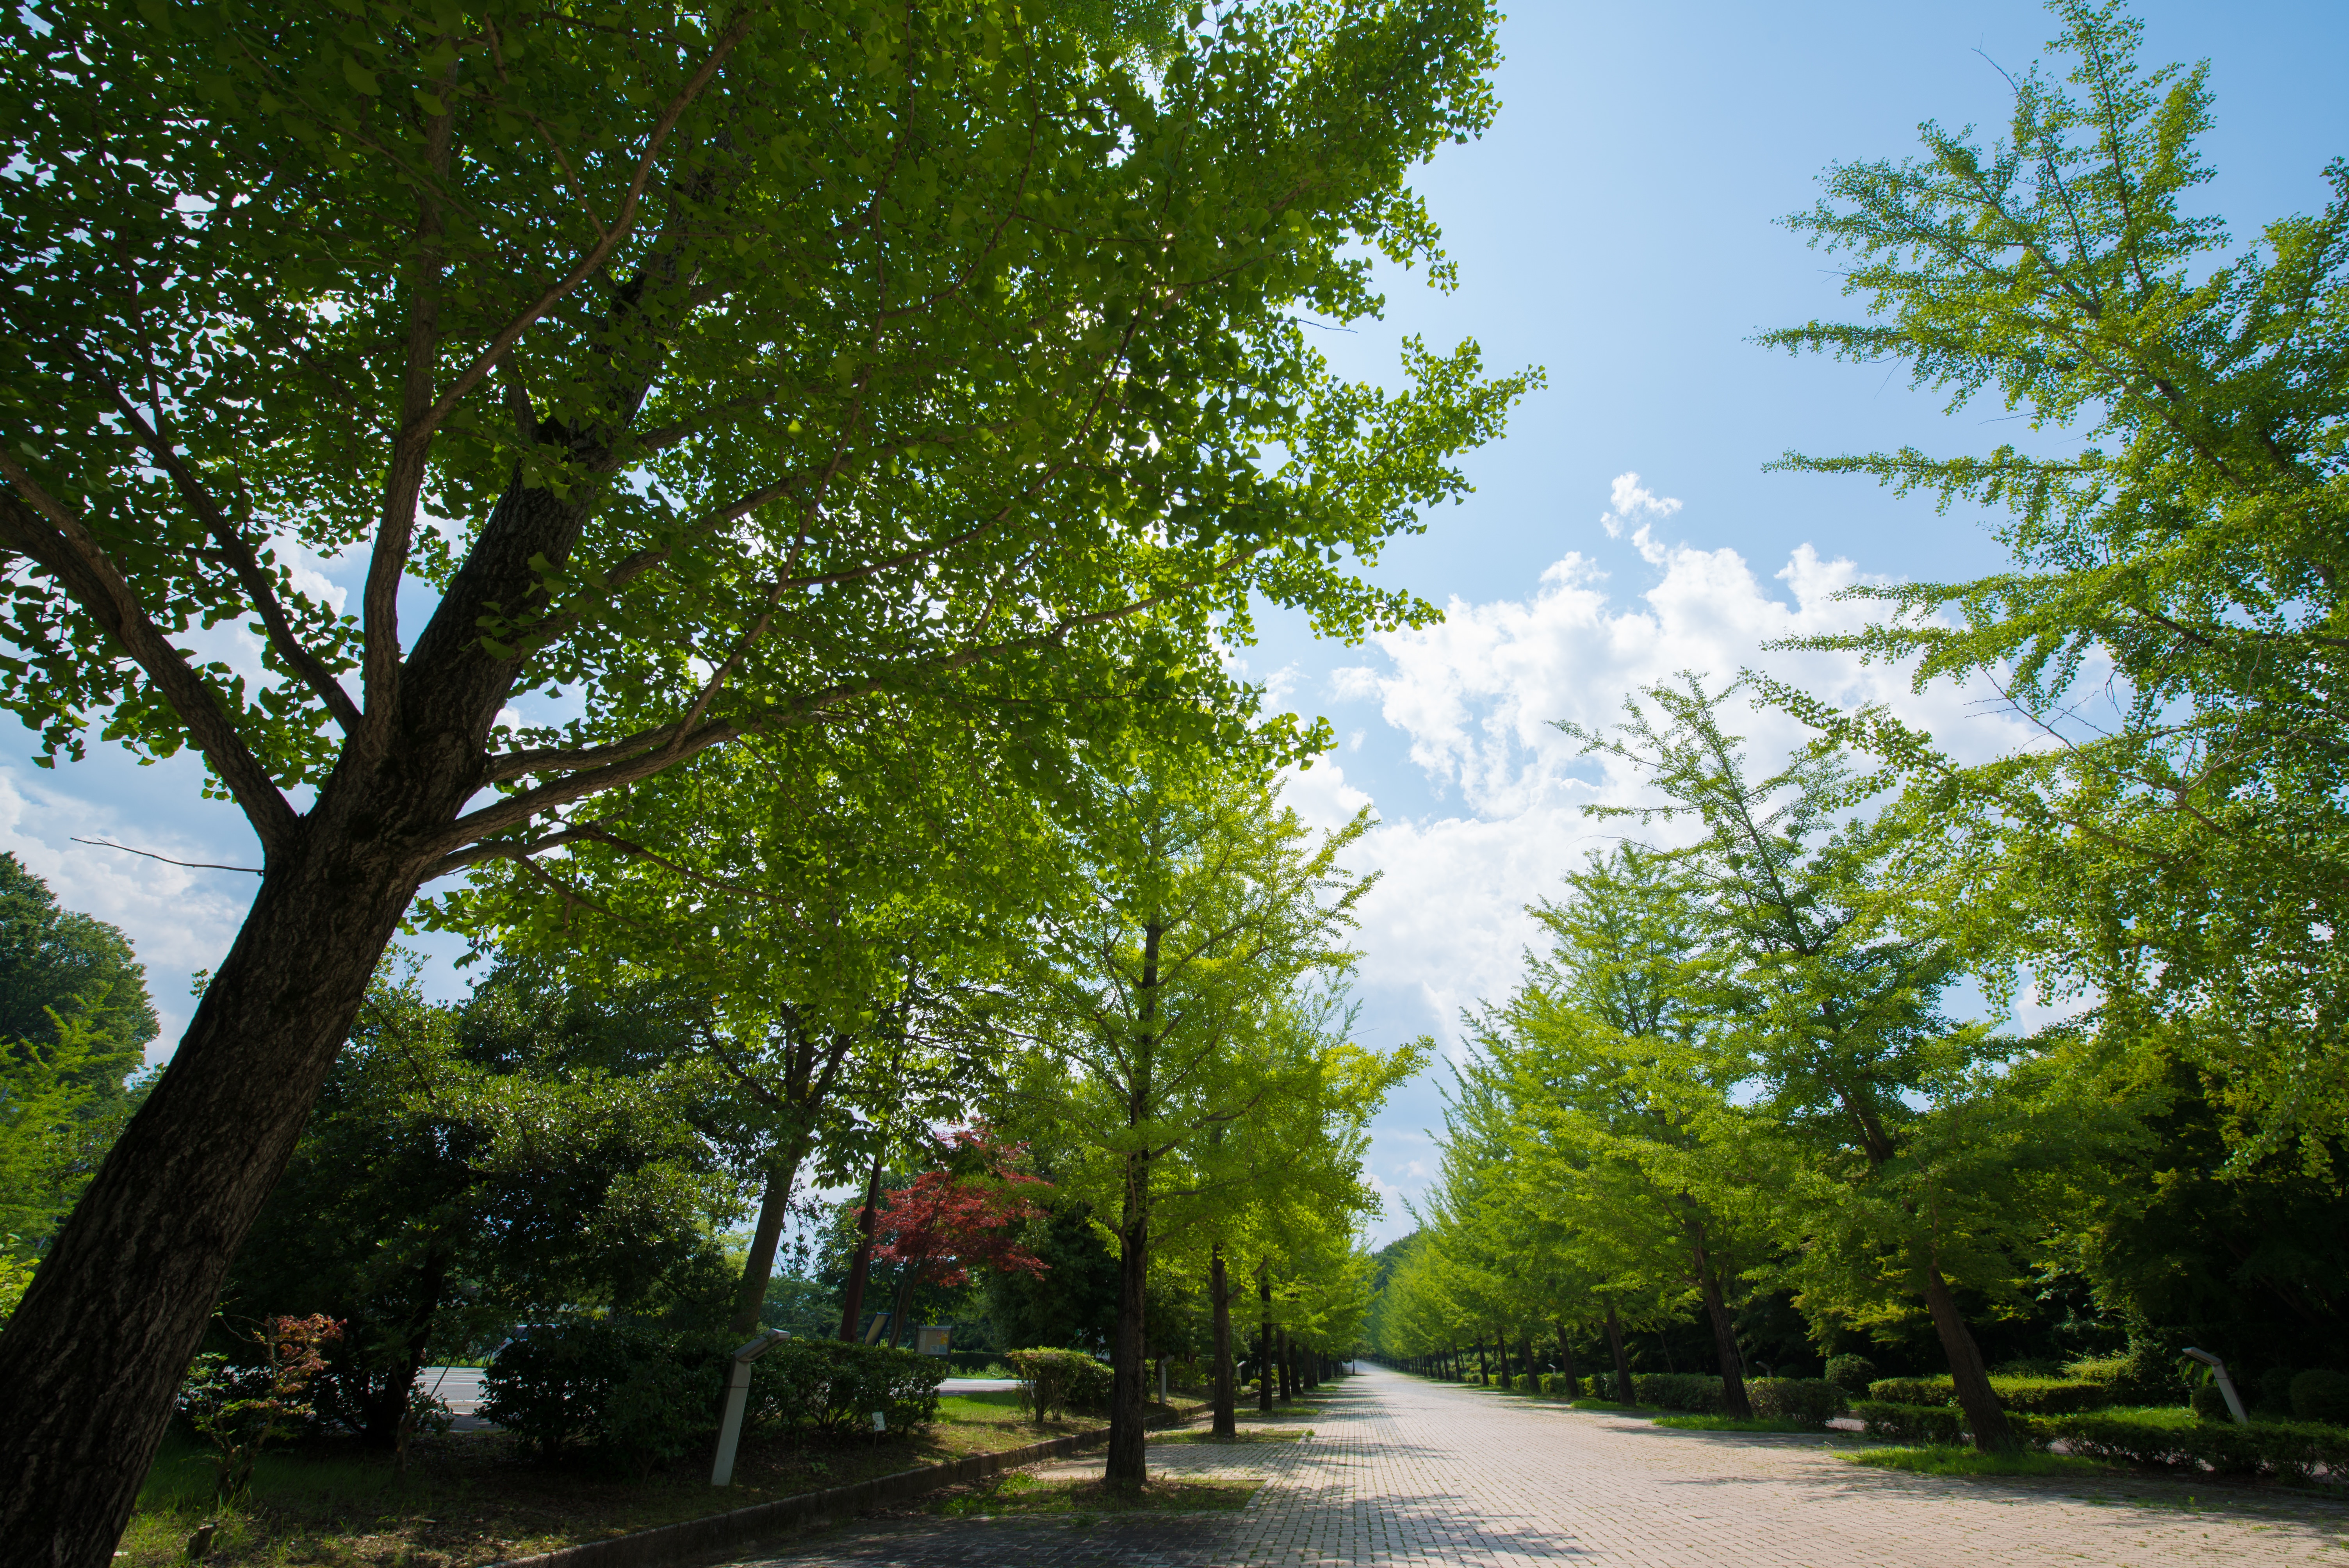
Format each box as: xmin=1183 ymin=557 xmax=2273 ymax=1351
xmin=1855 ymin=1400 xmax=2349 ymax=1482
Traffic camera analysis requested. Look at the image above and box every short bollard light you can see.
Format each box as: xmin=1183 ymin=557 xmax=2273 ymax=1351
xmin=2182 ymin=1346 xmax=2249 ymax=1425
xmin=710 ymin=1329 xmax=790 ymax=1487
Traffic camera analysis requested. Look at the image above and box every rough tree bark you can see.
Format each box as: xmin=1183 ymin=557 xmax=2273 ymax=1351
xmin=1103 ymin=921 xmax=1161 ymax=1491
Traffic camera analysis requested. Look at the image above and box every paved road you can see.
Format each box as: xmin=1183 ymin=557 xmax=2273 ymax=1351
xmin=731 ymin=1361 xmax=2349 ymax=1566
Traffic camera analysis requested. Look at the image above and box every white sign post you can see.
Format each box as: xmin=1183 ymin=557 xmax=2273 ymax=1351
xmin=2182 ymin=1347 xmax=2249 ymax=1425
xmin=711 ymin=1329 xmax=789 ymax=1486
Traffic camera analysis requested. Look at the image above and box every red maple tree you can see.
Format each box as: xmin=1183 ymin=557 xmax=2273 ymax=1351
xmin=870 ymin=1130 xmax=1049 ymax=1343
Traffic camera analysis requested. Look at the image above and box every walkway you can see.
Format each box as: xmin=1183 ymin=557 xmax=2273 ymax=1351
xmin=731 ymin=1361 xmax=2349 ymax=1566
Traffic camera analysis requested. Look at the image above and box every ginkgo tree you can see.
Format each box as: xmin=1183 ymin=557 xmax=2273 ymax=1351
xmin=0 ymin=2 xmax=1531 ymax=1551
xmin=1004 ymin=755 xmax=1417 ymax=1489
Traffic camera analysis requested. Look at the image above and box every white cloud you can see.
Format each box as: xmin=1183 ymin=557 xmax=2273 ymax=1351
xmin=1326 ymin=482 xmax=2043 ymax=1057
xmin=0 ymin=767 xmax=255 ymax=1061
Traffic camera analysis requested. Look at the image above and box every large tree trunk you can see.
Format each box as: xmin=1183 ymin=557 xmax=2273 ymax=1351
xmin=0 ymin=827 xmax=444 ymax=1568
xmin=836 ymin=1149 xmax=886 ymax=1340
xmin=0 ymin=204 xmax=693 ymax=1561
xmin=1210 ymin=1245 xmax=1236 ymax=1439
xmin=1603 ymin=1298 xmax=1636 ymax=1404
xmin=1922 ymin=1264 xmax=2016 ymax=1452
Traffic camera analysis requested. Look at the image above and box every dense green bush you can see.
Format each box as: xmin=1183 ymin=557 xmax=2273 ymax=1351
xmin=1630 ymin=1374 xmax=1725 ymax=1413
xmin=2043 ymin=1411 xmax=2349 ymax=1482
xmin=1540 ymin=1373 xmax=1579 ymax=1397
xmin=1864 ymin=1374 xmax=2110 ymax=1414
xmin=2064 ymin=1345 xmax=2185 ymax=1406
xmin=1823 ymin=1355 xmax=1876 ymax=1396
xmin=1854 ymin=1400 xmax=1966 ymax=1446
xmin=481 ymin=1320 xmax=943 ymax=1466
xmin=1511 ymin=1372 xmax=1542 ymax=1392
xmin=1748 ymin=1378 xmax=1847 ymax=1428
xmin=2190 ymin=1383 xmax=2235 ymax=1423
xmin=2291 ymin=1370 xmax=2349 ymax=1426
xmin=481 ymin=1319 xmax=716 ymax=1466
xmin=754 ymin=1338 xmax=945 ymax=1438
xmin=1005 ymin=1348 xmax=1112 ymax=1422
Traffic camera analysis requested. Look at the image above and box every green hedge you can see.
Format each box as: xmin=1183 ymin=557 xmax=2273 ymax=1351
xmin=1632 ymin=1374 xmax=1726 ymax=1413
xmin=2042 ymin=1411 xmax=2349 ymax=1482
xmin=1748 ymin=1377 xmax=1848 ymax=1428
xmin=1866 ymin=1374 xmax=2112 ymax=1414
xmin=1855 ymin=1400 xmax=1967 ymax=1446
xmin=1003 ymin=1348 xmax=1112 ymax=1422
xmin=479 ymin=1321 xmax=944 ymax=1467
xmin=1540 ymin=1373 xmax=1579 ymax=1397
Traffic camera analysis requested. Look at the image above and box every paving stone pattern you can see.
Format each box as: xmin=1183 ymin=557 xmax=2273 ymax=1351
xmin=732 ymin=1362 xmax=2349 ymax=1566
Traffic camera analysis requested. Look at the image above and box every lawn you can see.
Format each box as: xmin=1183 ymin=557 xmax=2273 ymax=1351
xmin=1848 ymin=1444 xmax=2118 ymax=1478
xmin=1652 ymin=1415 xmax=1839 ymax=1434
xmin=1153 ymin=1427 xmax=1312 ymax=1444
xmin=929 ymin=1471 xmax=1261 ymax=1519
xmin=121 ymin=1390 xmax=1183 ymax=1568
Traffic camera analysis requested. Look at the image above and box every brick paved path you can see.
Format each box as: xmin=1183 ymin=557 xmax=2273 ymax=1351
xmin=734 ymin=1363 xmax=2349 ymax=1566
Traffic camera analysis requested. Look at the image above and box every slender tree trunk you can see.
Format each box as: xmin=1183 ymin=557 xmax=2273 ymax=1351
xmin=1603 ymin=1299 xmax=1636 ymax=1404
xmin=1257 ymin=1262 xmax=1273 ymax=1411
xmin=886 ymin=1263 xmax=918 ymax=1349
xmin=1210 ymin=1245 xmax=1236 ymax=1439
xmin=1103 ymin=1194 xmax=1150 ymax=1488
xmin=1475 ymin=1335 xmax=1488 ymax=1384
xmin=1922 ymin=1264 xmax=2016 ymax=1451
xmin=836 ymin=1149 xmax=886 ymax=1341
xmin=727 ymin=1148 xmax=807 ymax=1337
xmin=1555 ymin=1320 xmax=1579 ymax=1398
xmin=1697 ymin=1270 xmax=1752 ymax=1419
xmin=1497 ymin=1327 xmax=1510 ymax=1388
xmin=1279 ymin=1330 xmax=1294 ymax=1401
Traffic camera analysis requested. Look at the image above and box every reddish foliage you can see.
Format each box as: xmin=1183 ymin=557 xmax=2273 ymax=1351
xmin=871 ymin=1128 xmax=1049 ymax=1292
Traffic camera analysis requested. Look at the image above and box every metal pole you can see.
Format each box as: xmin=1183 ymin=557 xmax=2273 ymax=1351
xmin=2182 ymin=1347 xmax=2249 ymax=1425
xmin=711 ymin=1330 xmax=789 ymax=1486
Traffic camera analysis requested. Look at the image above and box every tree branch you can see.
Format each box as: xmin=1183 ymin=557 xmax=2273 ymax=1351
xmin=0 ymin=461 xmax=299 ymax=858
xmin=99 ymin=385 xmax=362 ymax=734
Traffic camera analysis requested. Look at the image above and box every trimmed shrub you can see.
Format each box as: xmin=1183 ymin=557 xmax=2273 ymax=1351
xmin=1748 ymin=1377 xmax=1848 ymax=1429
xmin=1855 ymin=1400 xmax=1965 ymax=1446
xmin=1511 ymin=1372 xmax=1542 ymax=1392
xmin=2190 ymin=1383 xmax=2234 ymax=1424
xmin=1867 ymin=1377 xmax=1946 ymax=1407
xmin=481 ymin=1320 xmax=944 ymax=1467
xmin=1865 ymin=1373 xmax=2110 ymax=1415
xmin=2292 ymin=1370 xmax=2349 ymax=1427
xmin=1823 ymin=1354 xmax=1876 ymax=1397
xmin=1004 ymin=1348 xmax=1112 ymax=1422
xmin=1540 ymin=1373 xmax=1579 ymax=1397
xmin=2045 ymin=1411 xmax=2349 ymax=1482
xmin=1631 ymin=1374 xmax=1726 ymax=1413
xmin=481 ymin=1319 xmax=718 ymax=1466
xmin=753 ymin=1338 xmax=945 ymax=1438
xmin=2066 ymin=1344 xmax=2185 ymax=1406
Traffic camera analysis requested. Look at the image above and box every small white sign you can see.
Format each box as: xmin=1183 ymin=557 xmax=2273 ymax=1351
xmin=870 ymin=1410 xmax=887 ymax=1433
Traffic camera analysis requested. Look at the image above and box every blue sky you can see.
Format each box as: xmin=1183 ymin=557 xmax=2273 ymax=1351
xmin=7 ymin=1 xmax=2345 ymax=1244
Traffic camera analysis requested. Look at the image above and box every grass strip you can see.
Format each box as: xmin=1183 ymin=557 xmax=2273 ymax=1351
xmin=1652 ymin=1415 xmax=1832 ymax=1434
xmin=1847 ymin=1444 xmax=2116 ymax=1477
xmin=1153 ymin=1428 xmax=1311 ymax=1444
xmin=931 ymin=1473 xmax=1262 ymax=1519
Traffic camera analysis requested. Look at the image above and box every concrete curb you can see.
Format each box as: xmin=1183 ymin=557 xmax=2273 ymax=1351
xmin=486 ymin=1403 xmax=1210 ymax=1568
